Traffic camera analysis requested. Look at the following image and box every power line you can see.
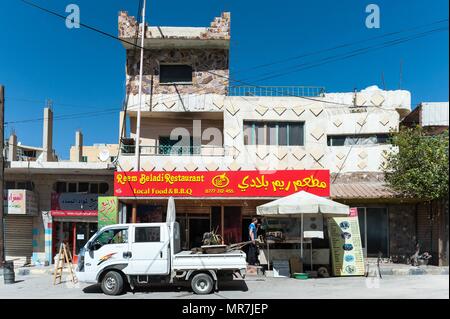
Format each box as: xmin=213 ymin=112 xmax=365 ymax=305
xmin=232 ymin=18 xmax=448 ymax=76
xmin=4 ymin=107 xmax=120 ymax=125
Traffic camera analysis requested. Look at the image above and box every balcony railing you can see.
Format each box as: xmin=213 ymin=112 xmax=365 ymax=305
xmin=228 ymin=86 xmax=325 ymax=97
xmin=121 ymin=144 xmax=226 ymax=156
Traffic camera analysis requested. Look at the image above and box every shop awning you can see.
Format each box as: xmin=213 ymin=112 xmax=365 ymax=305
xmin=256 ymin=190 xmax=350 ymax=216
xmin=330 ymin=182 xmax=398 ymax=199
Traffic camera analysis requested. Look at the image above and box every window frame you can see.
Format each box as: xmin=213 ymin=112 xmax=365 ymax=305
xmin=243 ymin=121 xmax=305 ymax=146
xmin=327 ymin=133 xmax=391 ymax=146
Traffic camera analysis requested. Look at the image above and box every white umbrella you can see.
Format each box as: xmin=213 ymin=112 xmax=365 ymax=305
xmin=166 ymin=196 xmax=176 ymax=223
xmin=256 ymin=191 xmax=349 ymax=271
xmin=257 ymin=190 xmax=350 ymax=216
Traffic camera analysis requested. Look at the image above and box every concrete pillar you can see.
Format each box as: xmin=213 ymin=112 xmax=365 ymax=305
xmin=42 ymin=107 xmax=53 ymax=162
xmin=132 ymin=203 xmax=137 ymax=223
xmin=8 ymin=133 xmax=17 ymax=161
xmin=75 ymin=130 xmax=83 ymax=162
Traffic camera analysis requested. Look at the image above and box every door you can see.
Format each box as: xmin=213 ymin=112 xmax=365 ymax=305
xmin=4 ymin=216 xmax=33 ymax=266
xmin=357 ymin=207 xmax=389 ymax=257
xmin=129 ymin=224 xmax=170 ymax=275
xmin=83 ymin=227 xmax=130 ymax=276
xmin=224 ymin=207 xmax=242 ymax=244
xmin=189 ymin=218 xmax=210 ymax=248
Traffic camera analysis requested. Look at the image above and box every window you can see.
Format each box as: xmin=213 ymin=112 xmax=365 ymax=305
xmin=135 ymin=227 xmax=161 ymax=243
xmin=68 ymin=183 xmax=77 ymax=192
xmin=99 ymin=183 xmax=109 ymax=194
xmin=78 ymin=182 xmax=89 ymax=192
xmin=160 ymin=64 xmax=192 ymax=84
xmin=53 ymin=182 xmax=108 ymax=194
xmin=81 ymin=156 xmax=88 ymax=162
xmin=327 ymin=134 xmax=390 ymax=146
xmin=5 ymin=181 xmax=34 ymax=191
xmin=243 ymin=121 xmax=305 ymax=146
xmin=56 ymin=182 xmax=67 ymax=193
xmin=5 ymin=181 xmax=16 ymax=190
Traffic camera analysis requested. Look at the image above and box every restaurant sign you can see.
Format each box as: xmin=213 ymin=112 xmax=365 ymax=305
xmin=51 ymin=193 xmax=98 ymax=217
xmin=114 ymin=170 xmax=330 ymax=197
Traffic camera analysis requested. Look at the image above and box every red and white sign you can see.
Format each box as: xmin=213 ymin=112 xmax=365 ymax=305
xmin=114 ymin=170 xmax=330 ymax=198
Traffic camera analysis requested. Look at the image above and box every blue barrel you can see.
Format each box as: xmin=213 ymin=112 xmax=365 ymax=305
xmin=3 ymin=261 xmax=15 ymax=284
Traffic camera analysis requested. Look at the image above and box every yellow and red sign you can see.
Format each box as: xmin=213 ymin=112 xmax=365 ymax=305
xmin=114 ymin=170 xmax=330 ymax=197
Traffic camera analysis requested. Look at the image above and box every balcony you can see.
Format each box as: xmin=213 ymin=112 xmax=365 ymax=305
xmin=228 ymin=86 xmax=325 ymax=97
xmin=120 ymin=144 xmax=227 ymax=157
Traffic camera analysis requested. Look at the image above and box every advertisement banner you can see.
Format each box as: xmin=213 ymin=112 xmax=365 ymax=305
xmin=98 ymin=196 xmax=119 ymax=229
xmin=114 ymin=170 xmax=330 ymax=198
xmin=327 ymin=208 xmax=365 ymax=276
xmin=51 ymin=192 xmax=98 ymax=216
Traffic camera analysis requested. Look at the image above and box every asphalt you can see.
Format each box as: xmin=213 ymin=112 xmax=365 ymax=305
xmin=0 ymin=272 xmax=448 ymax=299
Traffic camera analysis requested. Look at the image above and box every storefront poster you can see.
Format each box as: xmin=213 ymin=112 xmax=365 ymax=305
xmin=327 ymin=208 xmax=365 ymax=276
xmin=114 ymin=170 xmax=330 ymax=198
xmin=98 ymin=196 xmax=119 ymax=229
xmin=3 ymin=190 xmax=38 ymax=215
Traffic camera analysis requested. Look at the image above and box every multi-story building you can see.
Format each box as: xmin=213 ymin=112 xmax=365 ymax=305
xmin=114 ymin=11 xmax=425 ymax=265
xmin=3 ymin=108 xmax=114 ymax=266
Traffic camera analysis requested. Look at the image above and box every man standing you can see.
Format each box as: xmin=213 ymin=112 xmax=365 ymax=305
xmin=247 ymin=217 xmax=259 ymax=265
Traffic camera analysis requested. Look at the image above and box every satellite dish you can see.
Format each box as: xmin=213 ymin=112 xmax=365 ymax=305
xmin=98 ymin=149 xmax=110 ymax=162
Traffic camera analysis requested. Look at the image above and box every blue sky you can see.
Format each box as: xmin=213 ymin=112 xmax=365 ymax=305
xmin=0 ymin=0 xmax=448 ymax=159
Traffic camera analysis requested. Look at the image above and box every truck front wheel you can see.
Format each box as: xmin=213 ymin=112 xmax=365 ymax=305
xmin=191 ymin=273 xmax=214 ymax=295
xmin=101 ymin=271 xmax=124 ymax=296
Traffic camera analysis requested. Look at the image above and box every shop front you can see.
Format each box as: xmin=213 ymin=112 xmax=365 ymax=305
xmin=114 ymin=170 xmax=331 ymax=257
xmin=50 ymin=192 xmax=99 ymax=263
xmin=3 ymin=189 xmax=38 ymax=266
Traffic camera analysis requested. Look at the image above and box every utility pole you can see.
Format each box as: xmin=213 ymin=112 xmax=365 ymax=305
xmin=0 ymin=85 xmax=5 ymax=266
xmin=134 ymin=0 xmax=147 ymax=172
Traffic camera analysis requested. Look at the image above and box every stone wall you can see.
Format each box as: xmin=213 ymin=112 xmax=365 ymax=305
xmin=118 ymin=11 xmax=230 ymax=40
xmin=126 ymin=48 xmax=229 ymax=95
xmin=388 ymin=204 xmax=417 ymax=259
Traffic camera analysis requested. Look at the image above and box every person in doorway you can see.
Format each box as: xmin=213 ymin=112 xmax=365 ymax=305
xmin=247 ymin=217 xmax=259 ymax=265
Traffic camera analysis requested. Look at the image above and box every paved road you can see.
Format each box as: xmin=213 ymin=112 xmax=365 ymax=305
xmin=0 ymin=274 xmax=448 ymax=299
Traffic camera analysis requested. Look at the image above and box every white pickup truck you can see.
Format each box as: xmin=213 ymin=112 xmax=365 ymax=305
xmin=75 ymin=198 xmax=247 ymax=295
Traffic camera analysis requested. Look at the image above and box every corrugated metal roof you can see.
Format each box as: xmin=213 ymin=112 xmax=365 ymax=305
xmin=331 ymin=183 xmax=398 ymax=199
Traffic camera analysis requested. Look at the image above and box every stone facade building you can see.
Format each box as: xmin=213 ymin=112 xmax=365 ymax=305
xmin=113 ymin=11 xmax=436 ymax=266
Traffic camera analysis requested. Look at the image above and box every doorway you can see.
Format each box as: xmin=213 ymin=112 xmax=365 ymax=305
xmin=53 ymin=221 xmax=98 ymax=264
xmin=357 ymin=207 xmax=389 ymax=257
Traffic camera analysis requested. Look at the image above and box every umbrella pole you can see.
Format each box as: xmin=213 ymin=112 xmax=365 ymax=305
xmin=300 ymin=214 xmax=303 ymax=260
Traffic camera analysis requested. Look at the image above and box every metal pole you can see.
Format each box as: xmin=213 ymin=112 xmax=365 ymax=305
xmin=134 ymin=0 xmax=147 ymax=172
xmin=0 ymin=85 xmax=5 ymax=266
xmin=300 ymin=214 xmax=303 ymax=260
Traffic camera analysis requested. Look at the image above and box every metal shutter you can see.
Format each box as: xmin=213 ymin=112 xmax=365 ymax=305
xmin=4 ymin=216 xmax=33 ymax=266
